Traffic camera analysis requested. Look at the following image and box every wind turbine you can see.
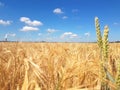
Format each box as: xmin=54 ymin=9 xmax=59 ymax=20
xmin=4 ymin=33 xmax=16 ymax=41
xmin=4 ymin=34 xmax=8 ymax=41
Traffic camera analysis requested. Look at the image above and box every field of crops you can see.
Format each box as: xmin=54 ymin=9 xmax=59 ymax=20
xmin=0 ymin=42 xmax=120 ymax=90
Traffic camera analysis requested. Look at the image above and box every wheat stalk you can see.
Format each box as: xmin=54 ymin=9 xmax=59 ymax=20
xmin=95 ymin=17 xmax=111 ymax=90
xmin=115 ymin=59 xmax=120 ymax=90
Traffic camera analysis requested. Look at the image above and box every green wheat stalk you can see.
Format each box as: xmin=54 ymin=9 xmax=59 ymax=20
xmin=95 ymin=17 xmax=111 ymax=90
xmin=102 ymin=25 xmax=110 ymax=90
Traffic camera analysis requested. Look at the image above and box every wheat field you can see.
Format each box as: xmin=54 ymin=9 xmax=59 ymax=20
xmin=0 ymin=42 xmax=120 ymax=90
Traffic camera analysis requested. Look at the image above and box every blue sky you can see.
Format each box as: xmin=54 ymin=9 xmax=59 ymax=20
xmin=0 ymin=0 xmax=120 ymax=42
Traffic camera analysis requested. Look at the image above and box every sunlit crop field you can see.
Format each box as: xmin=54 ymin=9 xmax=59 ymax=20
xmin=0 ymin=42 xmax=120 ymax=90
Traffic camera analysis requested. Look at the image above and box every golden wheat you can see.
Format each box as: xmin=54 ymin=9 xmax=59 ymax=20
xmin=0 ymin=42 xmax=120 ymax=90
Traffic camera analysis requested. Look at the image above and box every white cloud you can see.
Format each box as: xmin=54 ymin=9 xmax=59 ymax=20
xmin=61 ymin=32 xmax=78 ymax=39
xmin=47 ymin=28 xmax=58 ymax=33
xmin=20 ymin=17 xmax=43 ymax=26
xmin=0 ymin=19 xmax=11 ymax=25
xmin=20 ymin=17 xmax=30 ymax=22
xmin=53 ymin=8 xmax=63 ymax=14
xmin=63 ymin=32 xmax=73 ymax=35
xmin=62 ymin=16 xmax=68 ymax=19
xmin=28 ymin=20 xmax=43 ymax=26
xmin=70 ymin=34 xmax=78 ymax=38
xmin=20 ymin=26 xmax=39 ymax=31
xmin=84 ymin=32 xmax=90 ymax=37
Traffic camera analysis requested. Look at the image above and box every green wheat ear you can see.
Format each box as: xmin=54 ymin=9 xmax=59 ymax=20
xmin=103 ymin=25 xmax=109 ymax=65
xmin=95 ymin=17 xmax=103 ymax=49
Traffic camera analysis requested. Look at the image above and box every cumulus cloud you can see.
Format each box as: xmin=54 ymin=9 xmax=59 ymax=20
xmin=62 ymin=32 xmax=72 ymax=36
xmin=20 ymin=26 xmax=39 ymax=31
xmin=47 ymin=28 xmax=58 ymax=33
xmin=84 ymin=32 xmax=90 ymax=37
xmin=20 ymin=17 xmax=30 ymax=22
xmin=0 ymin=19 xmax=11 ymax=25
xmin=53 ymin=8 xmax=63 ymax=14
xmin=20 ymin=17 xmax=43 ymax=26
xmin=61 ymin=32 xmax=78 ymax=39
xmin=62 ymin=16 xmax=68 ymax=19
xmin=70 ymin=34 xmax=78 ymax=38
